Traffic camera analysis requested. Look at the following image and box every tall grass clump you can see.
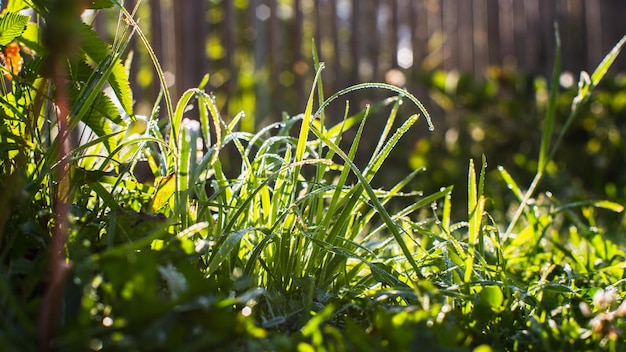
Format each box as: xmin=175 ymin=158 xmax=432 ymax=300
xmin=2 ymin=1 xmax=626 ymax=351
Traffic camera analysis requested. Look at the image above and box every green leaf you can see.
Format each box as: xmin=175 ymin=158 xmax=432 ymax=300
xmin=554 ymin=199 xmax=625 ymax=214
xmin=151 ymin=173 xmax=176 ymax=212
xmin=206 ymin=229 xmax=252 ymax=276
xmin=590 ymin=34 xmax=626 ymax=90
xmin=296 ymin=63 xmax=325 ymax=162
xmin=69 ymin=81 xmax=123 ymax=152
xmin=82 ymin=95 xmax=121 ymax=150
xmin=317 ymin=82 xmax=433 ymax=131
xmin=478 ymin=285 xmax=504 ymax=309
xmin=83 ymin=0 xmax=116 ymax=9
xmin=465 ymin=158 xmax=486 ymax=286
xmin=591 ymin=200 xmax=624 ymax=213
xmin=369 ymin=262 xmax=412 ymax=289
xmin=19 ymin=23 xmax=45 ymax=55
xmin=496 ymin=165 xmax=524 ymax=201
xmin=5 ymin=0 xmax=29 ymax=12
xmin=538 ymin=24 xmax=561 ymax=174
xmin=0 ymin=12 xmax=29 ymax=46
xmin=310 ymin=124 xmax=422 ymax=279
xmin=79 ymin=22 xmax=133 ymax=118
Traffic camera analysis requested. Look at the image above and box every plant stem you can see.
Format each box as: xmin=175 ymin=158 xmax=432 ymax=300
xmin=38 ymin=59 xmax=72 ymax=352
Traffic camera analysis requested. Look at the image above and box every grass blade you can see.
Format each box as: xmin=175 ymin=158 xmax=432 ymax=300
xmin=464 ymin=159 xmax=486 ymax=286
xmin=316 ymin=83 xmax=433 ymax=131
xmin=295 ymin=63 xmax=325 ymax=162
xmin=206 ymin=228 xmax=249 ymax=276
xmin=538 ymin=24 xmax=561 ymax=174
xmin=310 ymin=123 xmax=423 ymax=280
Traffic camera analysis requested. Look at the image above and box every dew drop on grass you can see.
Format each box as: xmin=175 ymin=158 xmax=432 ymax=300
xmin=242 ymin=306 xmax=252 ymax=317
xmin=89 ymin=339 xmax=103 ymax=351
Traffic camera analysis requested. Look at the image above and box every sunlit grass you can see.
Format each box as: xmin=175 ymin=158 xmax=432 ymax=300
xmin=2 ymin=2 xmax=626 ymax=351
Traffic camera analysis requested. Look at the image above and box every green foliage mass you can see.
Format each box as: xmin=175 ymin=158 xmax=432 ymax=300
xmin=1 ymin=2 xmax=625 ymax=351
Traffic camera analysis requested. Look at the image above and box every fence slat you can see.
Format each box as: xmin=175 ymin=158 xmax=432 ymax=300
xmin=125 ymin=0 xmax=626 ymax=122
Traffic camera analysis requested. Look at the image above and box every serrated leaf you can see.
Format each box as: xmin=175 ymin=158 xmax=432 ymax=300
xmin=20 ymin=23 xmax=45 ymax=55
xmin=0 ymin=12 xmax=29 ymax=46
xmin=78 ymin=22 xmax=133 ymax=118
xmin=94 ymin=90 xmax=125 ymax=124
xmin=80 ymin=105 xmax=119 ymax=152
xmin=70 ymin=62 xmax=125 ymax=125
xmin=69 ymin=83 xmax=122 ymax=152
xmin=5 ymin=0 xmax=29 ymax=12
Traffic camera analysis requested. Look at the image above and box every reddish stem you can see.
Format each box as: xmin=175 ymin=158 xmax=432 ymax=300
xmin=37 ymin=60 xmax=72 ymax=352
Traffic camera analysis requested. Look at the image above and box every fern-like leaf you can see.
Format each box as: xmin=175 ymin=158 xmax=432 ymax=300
xmin=78 ymin=22 xmax=133 ymax=119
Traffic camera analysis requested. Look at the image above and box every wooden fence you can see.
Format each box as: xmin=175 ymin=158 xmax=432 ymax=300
xmin=116 ymin=0 xmax=626 ymax=126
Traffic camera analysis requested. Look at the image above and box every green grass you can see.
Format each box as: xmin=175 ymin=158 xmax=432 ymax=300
xmin=1 ymin=3 xmax=626 ymax=351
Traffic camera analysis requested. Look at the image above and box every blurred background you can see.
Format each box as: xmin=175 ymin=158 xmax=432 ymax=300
xmin=93 ymin=0 xmax=626 ymax=220
xmin=99 ymin=1 xmax=626 ymax=123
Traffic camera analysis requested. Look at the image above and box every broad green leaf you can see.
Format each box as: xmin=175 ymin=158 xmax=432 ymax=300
xmin=151 ymin=173 xmax=176 ymax=212
xmin=114 ymin=210 xmax=168 ymax=240
xmin=478 ymin=285 xmax=504 ymax=309
xmin=69 ymin=81 xmax=123 ymax=151
xmin=0 ymin=12 xmax=28 ymax=46
xmin=88 ymin=91 xmax=124 ymax=124
xmin=20 ymin=23 xmax=45 ymax=55
xmin=5 ymin=0 xmax=29 ymax=12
